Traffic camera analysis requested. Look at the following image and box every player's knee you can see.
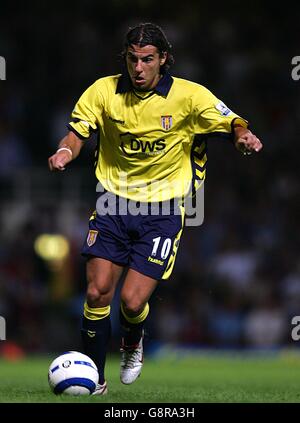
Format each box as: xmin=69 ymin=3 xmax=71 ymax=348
xmin=86 ymin=284 xmax=101 ymax=303
xmin=121 ymin=298 xmax=145 ymax=316
xmin=86 ymin=283 xmax=112 ymax=307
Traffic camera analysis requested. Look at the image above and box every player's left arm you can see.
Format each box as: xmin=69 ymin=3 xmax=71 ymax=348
xmin=191 ymin=85 xmax=263 ymax=155
xmin=233 ymin=125 xmax=263 ymax=155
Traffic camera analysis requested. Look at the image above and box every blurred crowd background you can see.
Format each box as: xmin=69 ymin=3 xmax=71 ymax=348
xmin=0 ymin=1 xmax=299 ymax=357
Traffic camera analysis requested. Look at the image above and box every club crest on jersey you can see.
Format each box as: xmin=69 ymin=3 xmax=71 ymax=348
xmin=161 ymin=115 xmax=173 ymax=130
xmin=87 ymin=230 xmax=98 ymax=247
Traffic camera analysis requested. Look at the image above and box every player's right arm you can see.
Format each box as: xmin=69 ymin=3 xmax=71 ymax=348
xmin=48 ymin=131 xmax=84 ymax=171
xmin=49 ymin=80 xmax=103 ymax=171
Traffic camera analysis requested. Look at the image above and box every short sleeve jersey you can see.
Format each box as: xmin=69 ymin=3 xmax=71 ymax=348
xmin=68 ymin=73 xmax=247 ymax=202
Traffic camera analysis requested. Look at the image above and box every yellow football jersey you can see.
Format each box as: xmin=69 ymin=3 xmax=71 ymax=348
xmin=68 ymin=73 xmax=247 ymax=202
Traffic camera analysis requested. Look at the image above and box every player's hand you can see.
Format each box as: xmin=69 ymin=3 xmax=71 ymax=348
xmin=48 ymin=149 xmax=72 ymax=171
xmin=234 ymin=128 xmax=263 ymax=156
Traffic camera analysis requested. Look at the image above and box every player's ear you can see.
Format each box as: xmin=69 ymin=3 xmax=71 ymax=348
xmin=159 ymin=52 xmax=167 ymax=66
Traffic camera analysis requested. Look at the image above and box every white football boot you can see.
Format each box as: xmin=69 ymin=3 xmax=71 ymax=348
xmin=120 ymin=334 xmax=144 ymax=385
xmin=92 ymin=381 xmax=108 ymax=395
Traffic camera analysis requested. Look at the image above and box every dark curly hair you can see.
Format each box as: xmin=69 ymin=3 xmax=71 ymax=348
xmin=122 ymin=22 xmax=174 ymax=72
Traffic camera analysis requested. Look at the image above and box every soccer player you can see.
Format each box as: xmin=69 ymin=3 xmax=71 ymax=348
xmin=48 ymin=22 xmax=263 ymax=395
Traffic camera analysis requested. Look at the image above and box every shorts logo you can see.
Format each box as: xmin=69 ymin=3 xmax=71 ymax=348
xmin=148 ymin=256 xmax=164 ymax=266
xmin=161 ymin=115 xmax=172 ymax=130
xmin=87 ymin=230 xmax=98 ymax=247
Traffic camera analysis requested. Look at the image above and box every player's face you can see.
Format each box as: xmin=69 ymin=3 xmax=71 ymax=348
xmin=126 ymin=44 xmax=167 ymax=91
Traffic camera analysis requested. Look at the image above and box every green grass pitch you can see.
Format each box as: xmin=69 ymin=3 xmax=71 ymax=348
xmin=1 ymin=351 xmax=300 ymax=403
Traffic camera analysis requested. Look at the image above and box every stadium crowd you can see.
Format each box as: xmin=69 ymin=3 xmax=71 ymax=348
xmin=0 ymin=2 xmax=299 ymax=354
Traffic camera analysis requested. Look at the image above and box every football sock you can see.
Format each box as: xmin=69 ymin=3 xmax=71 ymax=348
xmin=81 ymin=302 xmax=111 ymax=385
xmin=120 ymin=302 xmax=149 ymax=346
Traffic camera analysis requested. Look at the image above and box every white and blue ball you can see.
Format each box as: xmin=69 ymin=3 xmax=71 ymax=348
xmin=48 ymin=351 xmax=99 ymax=395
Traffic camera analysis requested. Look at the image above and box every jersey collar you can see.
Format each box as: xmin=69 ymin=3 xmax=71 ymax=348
xmin=116 ymin=72 xmax=173 ymax=97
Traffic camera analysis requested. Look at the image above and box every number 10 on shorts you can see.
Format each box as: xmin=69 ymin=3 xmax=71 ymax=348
xmin=151 ymin=237 xmax=172 ymax=259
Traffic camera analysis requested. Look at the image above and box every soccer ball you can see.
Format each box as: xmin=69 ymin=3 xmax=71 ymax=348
xmin=48 ymin=351 xmax=99 ymax=395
